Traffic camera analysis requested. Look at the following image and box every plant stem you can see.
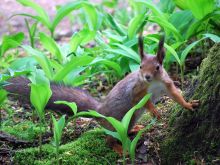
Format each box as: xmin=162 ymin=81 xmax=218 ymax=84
xmin=180 ymin=65 xmax=184 ymax=90
xmin=0 ymin=109 xmax=2 ymax=128
xmin=56 ymin=144 xmax=60 ymax=165
xmin=51 ymin=29 xmax=54 ymax=39
xmin=39 ymin=122 xmax=42 ymax=158
xmin=123 ymin=153 xmax=126 ymax=165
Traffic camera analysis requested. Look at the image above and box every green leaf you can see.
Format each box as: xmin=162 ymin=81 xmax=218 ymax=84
xmin=203 ymin=33 xmax=220 ymax=43
xmin=54 ymin=101 xmax=77 ymax=115
xmin=82 ymin=3 xmax=98 ymax=30
xmin=70 ymin=29 xmax=96 ymax=52
xmin=0 ymin=89 xmax=7 ymax=105
xmin=16 ymin=0 xmax=51 ymax=28
xmin=129 ymin=60 xmax=140 ymax=72
xmin=103 ymin=129 xmax=120 ymax=141
xmin=10 ymin=13 xmax=49 ymax=29
xmin=53 ymin=56 xmax=94 ymax=81
xmin=128 ymin=13 xmax=147 ymax=39
xmin=186 ymin=0 xmax=215 ymax=20
xmin=173 ymin=0 xmax=189 ymax=10
xmin=52 ymin=2 xmax=81 ymax=32
xmin=146 ymin=36 xmax=181 ymax=65
xmin=130 ymin=119 xmax=156 ymax=164
xmin=186 ymin=10 xmax=220 ymax=39
xmin=52 ymin=1 xmax=98 ymax=32
xmin=114 ymin=43 xmax=140 ymax=63
xmin=104 ymin=117 xmax=126 ymax=142
xmin=0 ymin=32 xmax=24 ymax=56
xmin=90 ymin=58 xmax=122 ymax=77
xmin=30 ymin=83 xmax=52 ymax=120
xmin=75 ymin=110 xmax=105 ymax=118
xmin=135 ymin=0 xmax=164 ymax=17
xmin=39 ymin=32 xmax=63 ymax=63
xmin=149 ymin=16 xmax=182 ymax=41
xmin=105 ymin=13 xmax=127 ymax=36
xmin=122 ymin=93 xmax=151 ymax=133
xmin=52 ymin=115 xmax=65 ymax=146
xmin=180 ymin=38 xmax=204 ymax=66
xmin=22 ymin=45 xmax=53 ymax=79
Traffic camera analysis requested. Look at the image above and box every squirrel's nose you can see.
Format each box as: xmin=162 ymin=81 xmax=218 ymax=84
xmin=145 ymin=75 xmax=151 ymax=81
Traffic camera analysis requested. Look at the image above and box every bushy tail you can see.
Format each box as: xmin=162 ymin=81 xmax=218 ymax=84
xmin=4 ymin=77 xmax=100 ymax=116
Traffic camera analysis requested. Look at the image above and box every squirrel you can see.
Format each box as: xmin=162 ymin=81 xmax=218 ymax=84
xmin=4 ymin=35 xmax=199 ymax=131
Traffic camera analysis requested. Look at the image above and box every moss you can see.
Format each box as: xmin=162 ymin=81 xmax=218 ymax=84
xmin=1 ymin=121 xmax=44 ymax=141
xmin=13 ymin=129 xmax=119 ymax=165
xmin=160 ymin=43 xmax=220 ymax=164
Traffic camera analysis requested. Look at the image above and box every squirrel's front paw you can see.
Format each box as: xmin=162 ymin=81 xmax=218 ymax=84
xmin=185 ymin=100 xmax=200 ymax=110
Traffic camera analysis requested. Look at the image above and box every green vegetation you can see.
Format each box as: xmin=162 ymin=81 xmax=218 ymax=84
xmin=13 ymin=130 xmax=118 ymax=165
xmin=0 ymin=0 xmax=219 ymax=164
xmin=52 ymin=115 xmax=66 ymax=165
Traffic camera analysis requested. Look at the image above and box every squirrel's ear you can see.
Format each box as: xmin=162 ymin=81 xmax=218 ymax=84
xmin=138 ymin=33 xmax=144 ymax=60
xmin=157 ymin=36 xmax=165 ymax=65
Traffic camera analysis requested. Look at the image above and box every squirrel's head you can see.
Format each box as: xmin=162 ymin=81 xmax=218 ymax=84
xmin=138 ymin=35 xmax=165 ymax=83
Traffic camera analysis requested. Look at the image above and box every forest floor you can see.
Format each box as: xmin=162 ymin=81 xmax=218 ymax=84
xmin=0 ymin=0 xmax=203 ymax=164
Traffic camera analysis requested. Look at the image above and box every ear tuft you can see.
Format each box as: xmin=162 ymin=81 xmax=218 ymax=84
xmin=157 ymin=36 xmax=165 ymax=65
xmin=138 ymin=32 xmax=144 ymax=60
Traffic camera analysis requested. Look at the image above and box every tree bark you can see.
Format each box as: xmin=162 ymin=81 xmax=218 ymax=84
xmin=160 ymin=43 xmax=220 ymax=164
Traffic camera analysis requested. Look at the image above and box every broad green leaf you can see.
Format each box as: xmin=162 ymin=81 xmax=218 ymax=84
xmin=180 ymin=38 xmax=204 ymax=66
xmin=16 ymin=0 xmax=51 ymax=28
xmin=0 ymin=32 xmax=24 ymax=56
xmin=0 ymin=89 xmax=7 ymax=105
xmin=122 ymin=94 xmax=151 ymax=133
xmin=105 ymin=117 xmax=126 ymax=142
xmin=103 ymin=31 xmax=126 ymax=43
xmin=114 ymin=43 xmax=140 ymax=63
xmin=129 ymin=60 xmax=140 ymax=72
xmin=82 ymin=3 xmax=98 ymax=30
xmin=53 ymin=56 xmax=94 ymax=81
xmin=22 ymin=45 xmax=53 ymax=79
xmin=203 ymin=33 xmax=220 ymax=43
xmin=75 ymin=110 xmax=104 ymax=118
xmin=52 ymin=1 xmax=81 ymax=31
xmin=159 ymin=0 xmax=175 ymax=13
xmin=135 ymin=0 xmax=164 ymax=17
xmin=39 ymin=32 xmax=63 ymax=63
xmin=105 ymin=13 xmax=127 ymax=36
xmin=128 ymin=13 xmax=147 ymax=39
xmin=30 ymin=83 xmax=52 ymax=120
xmin=70 ymin=29 xmax=96 ymax=52
xmin=186 ymin=10 xmax=220 ymax=39
xmin=52 ymin=1 xmax=98 ymax=32
xmin=173 ymin=0 xmax=189 ymax=10
xmin=130 ymin=119 xmax=156 ymax=164
xmin=146 ymin=36 xmax=181 ymax=65
xmin=103 ymin=129 xmax=120 ymax=141
xmin=169 ymin=10 xmax=194 ymax=38
xmin=10 ymin=13 xmax=49 ymax=29
xmin=54 ymin=101 xmax=77 ymax=115
xmin=90 ymin=58 xmax=122 ymax=77
xmin=52 ymin=115 xmax=65 ymax=146
xmin=149 ymin=16 xmax=182 ymax=41
xmin=10 ymin=56 xmax=37 ymax=71
xmin=186 ymin=0 xmax=215 ymax=20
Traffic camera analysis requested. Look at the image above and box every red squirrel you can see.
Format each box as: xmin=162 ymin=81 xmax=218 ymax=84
xmin=4 ymin=35 xmax=199 ymax=131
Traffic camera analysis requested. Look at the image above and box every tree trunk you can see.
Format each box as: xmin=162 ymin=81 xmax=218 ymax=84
xmin=160 ymin=43 xmax=220 ymax=164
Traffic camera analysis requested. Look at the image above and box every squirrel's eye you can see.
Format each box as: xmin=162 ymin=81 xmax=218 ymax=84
xmin=156 ymin=65 xmax=160 ymax=71
xmin=140 ymin=65 xmax=142 ymax=69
